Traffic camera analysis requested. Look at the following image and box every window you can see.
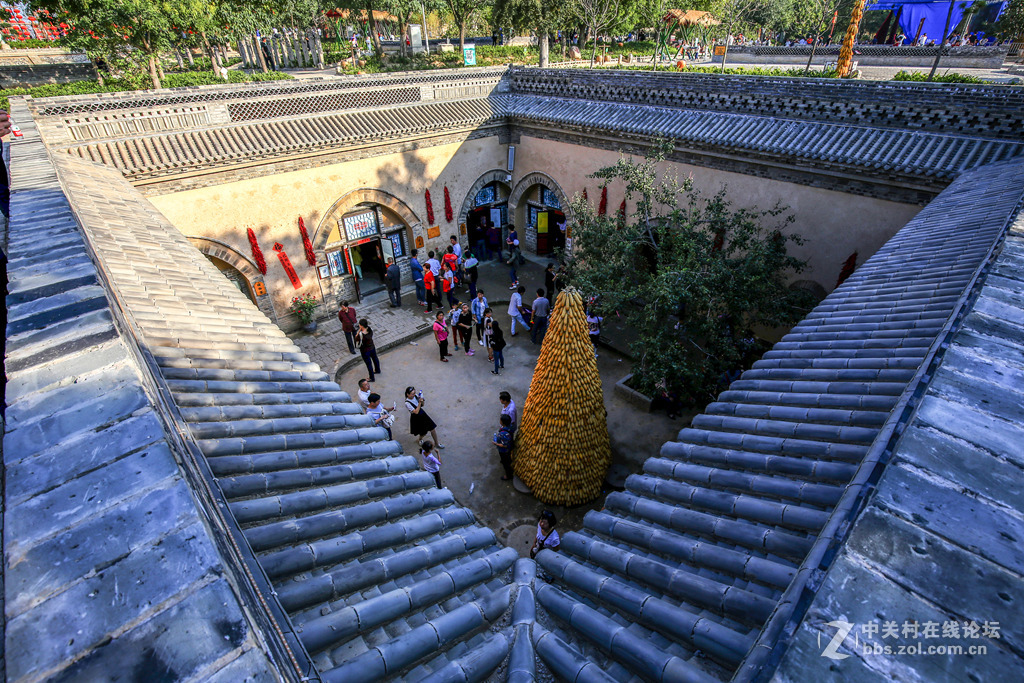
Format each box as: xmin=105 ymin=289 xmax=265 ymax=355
xmin=387 ymin=231 xmax=405 ymax=258
xmin=341 ymin=210 xmax=378 ymax=242
xmin=326 ymin=249 xmax=349 ymax=277
xmin=541 ymin=188 xmax=561 ymax=209
xmin=475 ymin=184 xmax=497 ymax=206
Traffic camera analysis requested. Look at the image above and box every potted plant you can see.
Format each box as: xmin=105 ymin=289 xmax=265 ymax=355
xmin=289 ymin=293 xmax=320 ymax=332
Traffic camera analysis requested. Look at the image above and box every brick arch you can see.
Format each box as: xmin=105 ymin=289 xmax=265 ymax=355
xmin=314 ymin=188 xmax=421 ymax=250
xmin=457 ymin=169 xmax=512 ymax=226
xmin=507 ymin=172 xmax=574 ymax=225
xmin=187 ymin=236 xmax=278 ymax=322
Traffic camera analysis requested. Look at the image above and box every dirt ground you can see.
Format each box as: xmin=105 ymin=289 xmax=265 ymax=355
xmin=336 ymin=321 xmax=686 ymax=555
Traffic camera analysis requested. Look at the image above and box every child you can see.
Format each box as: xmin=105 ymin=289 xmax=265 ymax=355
xmin=421 ymin=440 xmax=442 ymax=489
xmin=493 ymin=414 xmax=514 ymax=480
xmin=447 ymin=301 xmax=462 ymax=351
xmin=365 ymin=392 xmax=396 ymax=439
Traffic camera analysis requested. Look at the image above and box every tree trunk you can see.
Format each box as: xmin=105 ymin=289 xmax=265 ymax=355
xmin=367 ymin=1 xmax=384 ymax=57
xmin=92 ymin=57 xmax=105 ymax=86
xmin=720 ymin=21 xmax=733 ymax=71
xmin=148 ymin=52 xmax=160 ymax=89
xmin=173 ymin=47 xmax=184 ymax=69
xmin=220 ymin=42 xmax=229 ymax=65
xmin=254 ymin=34 xmax=269 ymax=73
xmin=539 ymin=32 xmax=549 ymax=67
xmin=651 ymin=27 xmax=661 ymax=70
xmin=156 ymin=57 xmax=165 ymax=82
xmin=929 ymin=0 xmax=957 ymax=81
xmin=459 ymin=21 xmax=466 ymax=54
xmin=399 ymin=20 xmax=408 ymax=57
xmin=590 ymin=24 xmax=599 ymax=66
xmin=185 ymin=47 xmax=195 ymax=66
xmin=201 ymin=31 xmax=219 ymax=74
xmin=805 ymin=38 xmax=818 ymax=72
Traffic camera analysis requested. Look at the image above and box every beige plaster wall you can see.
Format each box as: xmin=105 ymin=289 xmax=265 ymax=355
xmin=513 ymin=136 xmax=923 ymax=292
xmin=149 ymin=138 xmax=507 ymax=318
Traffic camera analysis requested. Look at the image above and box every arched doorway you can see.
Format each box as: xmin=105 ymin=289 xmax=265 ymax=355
xmin=187 ymin=237 xmax=277 ymax=322
xmin=508 ymin=173 xmax=572 ymax=257
xmin=315 ymin=188 xmax=421 ymax=305
xmin=459 ymin=170 xmax=512 ymax=261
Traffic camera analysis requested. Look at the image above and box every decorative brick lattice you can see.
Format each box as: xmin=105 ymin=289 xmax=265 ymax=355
xmin=227 ymin=87 xmax=421 ymax=121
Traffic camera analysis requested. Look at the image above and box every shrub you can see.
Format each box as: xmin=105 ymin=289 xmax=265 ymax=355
xmin=892 ymin=70 xmax=987 ymax=83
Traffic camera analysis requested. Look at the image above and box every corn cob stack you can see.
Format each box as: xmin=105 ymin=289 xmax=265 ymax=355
xmin=513 ymin=287 xmax=611 ymax=505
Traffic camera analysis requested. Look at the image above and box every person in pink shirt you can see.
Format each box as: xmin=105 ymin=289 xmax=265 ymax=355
xmin=433 ymin=311 xmax=452 ymax=362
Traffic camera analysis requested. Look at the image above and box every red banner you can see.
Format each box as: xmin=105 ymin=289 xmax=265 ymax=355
xmin=273 ymin=242 xmax=303 ymax=289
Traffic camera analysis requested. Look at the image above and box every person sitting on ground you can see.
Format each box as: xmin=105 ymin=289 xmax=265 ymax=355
xmin=365 ymin=392 xmax=396 ymax=439
xmin=530 ymin=510 xmax=560 ymax=558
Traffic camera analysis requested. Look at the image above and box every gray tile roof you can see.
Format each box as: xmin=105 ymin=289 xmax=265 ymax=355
xmin=3 ymin=102 xmax=277 ymax=682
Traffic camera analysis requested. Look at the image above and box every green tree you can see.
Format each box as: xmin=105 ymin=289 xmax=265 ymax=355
xmin=492 ymin=0 xmax=576 ymax=66
xmin=998 ymin=0 xmax=1024 ymax=38
xmin=563 ymin=142 xmax=811 ymax=402
xmin=443 ymin=0 xmax=487 ymax=53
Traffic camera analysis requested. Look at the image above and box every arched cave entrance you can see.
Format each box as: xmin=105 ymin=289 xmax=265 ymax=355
xmin=315 ymin=189 xmax=421 ymax=306
xmin=460 ymin=170 xmax=513 ymax=260
xmin=187 ymin=236 xmax=278 ymax=323
xmin=508 ymin=173 xmax=572 ymax=257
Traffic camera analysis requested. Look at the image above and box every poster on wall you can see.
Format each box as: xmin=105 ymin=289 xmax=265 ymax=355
xmin=342 ymin=210 xmax=378 ymax=242
xmin=537 ymin=212 xmax=548 ymax=234
xmin=388 ymin=232 xmax=405 ymax=258
xmin=490 ymin=208 xmax=502 ymax=229
xmin=327 ymin=250 xmax=347 ymax=276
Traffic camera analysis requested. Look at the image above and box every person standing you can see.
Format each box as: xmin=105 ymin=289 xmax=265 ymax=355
xmin=493 ymin=414 xmax=514 ymax=480
xmin=489 ymin=319 xmax=507 ymax=375
xmin=385 ymin=258 xmax=402 ymax=307
xmin=499 ymin=391 xmax=518 ymax=433
xmin=508 ymin=285 xmax=531 ymax=336
xmin=410 ymin=249 xmax=427 ymax=306
xmin=544 ymin=262 xmax=557 ymax=300
xmin=507 ymin=239 xmax=522 ymax=289
xmin=433 ymin=311 xmax=452 ymax=362
xmin=351 ymin=247 xmax=363 ymax=280
xmin=337 ymin=301 xmax=357 ymax=354
xmin=424 ymin=266 xmax=438 ymax=313
xmin=456 ymin=302 xmax=475 ymax=355
xmin=471 ymin=289 xmax=489 ymax=346
xmin=586 ymin=308 xmax=603 ymax=354
xmin=420 ymin=440 xmax=443 ymax=489
xmin=531 ymin=289 xmax=550 ymax=345
xmin=464 ymin=250 xmax=479 ymax=300
xmin=405 ymin=386 xmax=445 ymax=449
xmin=442 ymin=262 xmax=457 ymax=308
xmin=426 ymin=250 xmax=441 ymax=277
xmin=356 ymin=318 xmax=380 ymax=381
xmin=356 ymin=377 xmax=372 ymax=411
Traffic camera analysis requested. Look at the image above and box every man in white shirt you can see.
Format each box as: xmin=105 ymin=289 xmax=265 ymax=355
xmin=356 ymin=378 xmax=371 ymax=412
xmin=426 ymin=250 xmax=441 ymax=276
xmin=507 ymin=285 xmax=531 ymax=336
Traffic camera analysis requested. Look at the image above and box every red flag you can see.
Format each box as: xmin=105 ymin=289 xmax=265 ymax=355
xmin=247 ymin=228 xmax=267 ymax=275
xmin=298 ymin=216 xmax=316 ymax=267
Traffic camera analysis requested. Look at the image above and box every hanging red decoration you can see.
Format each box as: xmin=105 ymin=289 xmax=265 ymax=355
xmin=618 ymin=198 xmax=627 ymax=221
xmin=598 ymin=187 xmax=608 ymax=216
xmin=443 ymin=186 xmax=453 ymax=223
xmin=836 ymin=251 xmax=858 ymax=288
xmin=273 ymin=242 xmax=303 ymax=289
xmin=425 ymin=189 xmax=435 ymax=225
xmin=582 ymin=188 xmax=588 ymax=202
xmin=298 ymin=216 xmax=316 ymax=267
xmin=247 ymin=228 xmax=267 ymax=275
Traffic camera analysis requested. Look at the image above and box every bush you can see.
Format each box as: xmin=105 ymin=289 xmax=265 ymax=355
xmin=4 ymin=38 xmax=55 ymax=49
xmin=892 ymin=70 xmax=987 ymax=83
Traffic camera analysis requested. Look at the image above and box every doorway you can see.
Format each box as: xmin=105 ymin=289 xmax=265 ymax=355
xmin=352 ymin=238 xmax=386 ymax=294
xmin=535 ymin=209 xmax=566 ymax=257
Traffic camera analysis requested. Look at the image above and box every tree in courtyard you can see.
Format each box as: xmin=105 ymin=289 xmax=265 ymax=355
xmin=715 ymin=0 xmax=768 ymax=70
xmin=797 ymin=0 xmax=844 ymax=71
xmin=562 ymin=141 xmax=812 ymax=403
xmin=443 ymin=0 xmax=487 ymax=53
xmin=492 ymin=0 xmax=576 ymax=67
xmin=513 ymin=287 xmax=611 ymax=506
xmin=998 ymin=0 xmax=1024 ymax=39
xmin=573 ymin=0 xmax=625 ymax=66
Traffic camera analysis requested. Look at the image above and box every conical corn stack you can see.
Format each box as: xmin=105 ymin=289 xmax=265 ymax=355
xmin=513 ymin=286 xmax=611 ymax=505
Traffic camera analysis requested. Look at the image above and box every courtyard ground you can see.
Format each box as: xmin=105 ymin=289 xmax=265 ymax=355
xmin=290 ymin=258 xmax=689 ymax=556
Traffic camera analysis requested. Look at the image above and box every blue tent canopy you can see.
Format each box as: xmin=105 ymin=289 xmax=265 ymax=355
xmin=865 ymin=0 xmax=966 ymax=43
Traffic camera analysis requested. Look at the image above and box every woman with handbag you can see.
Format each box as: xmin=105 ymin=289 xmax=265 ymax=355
xmin=530 ymin=510 xmax=560 ymax=558
xmin=405 ymin=386 xmax=445 ymax=449
xmin=365 ymin=392 xmax=396 ymax=439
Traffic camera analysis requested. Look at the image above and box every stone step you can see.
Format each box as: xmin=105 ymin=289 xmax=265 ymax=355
xmin=643 ymin=458 xmax=845 ymax=507
xmin=172 ymin=390 xmax=350 ymax=407
xmin=244 ymin=487 xmax=455 ymax=553
xmin=626 ymin=474 xmax=830 ymax=534
xmin=218 ymin=454 xmax=419 ymax=499
xmin=659 ymin=442 xmax=858 ymax=483
xmin=318 ymin=585 xmax=513 ymax=682
xmin=230 ymin=471 xmax=435 ymax=525
xmin=582 ymin=510 xmax=796 ymax=589
xmin=275 ymin=526 xmax=499 ymax=612
xmin=180 ymin=401 xmax=360 ymax=423
xmin=161 ymin=367 xmax=330 ymax=384
xmin=688 ymin=414 xmax=878 ymax=446
xmin=207 ymin=441 xmax=400 ymax=477
xmin=605 ymin=492 xmax=814 ymax=562
xmin=259 ymin=505 xmax=477 ymax=581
